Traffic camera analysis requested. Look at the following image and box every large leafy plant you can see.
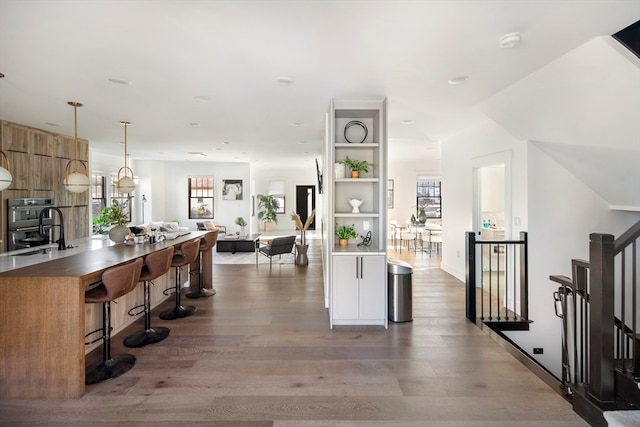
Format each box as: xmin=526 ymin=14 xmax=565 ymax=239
xmin=257 ymin=194 xmax=279 ymax=224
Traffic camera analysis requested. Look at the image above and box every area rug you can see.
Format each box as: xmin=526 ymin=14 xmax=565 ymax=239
xmin=213 ymin=250 xmax=296 ymax=265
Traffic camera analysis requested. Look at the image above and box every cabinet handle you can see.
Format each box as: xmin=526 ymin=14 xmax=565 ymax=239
xmin=355 ymin=257 xmax=359 ymax=278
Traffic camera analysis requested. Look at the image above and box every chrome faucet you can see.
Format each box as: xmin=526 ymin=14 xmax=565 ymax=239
xmin=39 ymin=207 xmax=66 ymax=250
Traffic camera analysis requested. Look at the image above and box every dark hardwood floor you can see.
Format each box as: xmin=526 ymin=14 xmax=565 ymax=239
xmin=1 ymin=239 xmax=588 ymax=426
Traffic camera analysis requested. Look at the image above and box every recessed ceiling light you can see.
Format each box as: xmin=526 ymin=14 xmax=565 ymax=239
xmin=194 ymin=96 xmax=211 ymax=102
xmin=188 ymin=122 xmax=200 ymax=127
xmin=188 ymin=151 xmax=207 ymax=157
xmin=448 ymin=75 xmax=469 ymax=85
xmin=215 ymin=147 xmax=222 ymax=151
xmin=223 ymin=141 xmax=230 ymax=145
xmin=298 ymin=141 xmax=307 ymax=144
xmin=45 ymin=122 xmax=61 ymax=127
xmin=276 ymin=77 xmax=294 ymax=86
xmin=291 ymin=122 xmax=302 ymax=126
xmin=401 ymin=120 xmax=414 ymax=125
xmin=108 ymin=77 xmax=130 ymax=85
xmin=499 ymin=32 xmax=521 ymax=49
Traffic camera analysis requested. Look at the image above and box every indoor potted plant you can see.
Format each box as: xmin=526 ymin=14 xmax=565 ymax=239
xmin=103 ymin=199 xmax=130 ymax=242
xmin=338 ymin=156 xmax=374 ymax=178
xmin=257 ymin=194 xmax=279 ymax=232
xmin=291 ymin=209 xmax=316 ymax=265
xmin=235 ymin=216 xmax=247 ymax=235
xmin=335 ymin=223 xmax=358 ymax=246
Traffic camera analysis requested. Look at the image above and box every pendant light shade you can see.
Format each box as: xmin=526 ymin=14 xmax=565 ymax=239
xmin=0 ymin=150 xmax=12 ymax=191
xmin=116 ymin=121 xmax=136 ymax=194
xmin=64 ymin=102 xmax=90 ymax=193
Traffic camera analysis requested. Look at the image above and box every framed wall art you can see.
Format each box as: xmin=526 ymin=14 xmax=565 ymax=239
xmin=222 ymin=179 xmax=243 ymax=200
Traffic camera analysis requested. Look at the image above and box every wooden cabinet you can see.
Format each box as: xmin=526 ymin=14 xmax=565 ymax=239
xmin=0 ymin=121 xmax=90 ymax=252
xmin=325 ymin=99 xmax=388 ymax=327
xmin=331 ymin=254 xmax=386 ymax=323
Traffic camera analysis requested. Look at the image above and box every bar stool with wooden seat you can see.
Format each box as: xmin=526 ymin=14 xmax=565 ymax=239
xmin=186 ymin=230 xmax=219 ymax=299
xmin=123 ymin=246 xmax=174 ymax=348
xmin=159 ymin=238 xmax=200 ymax=320
xmin=84 ymin=257 xmax=143 ymax=385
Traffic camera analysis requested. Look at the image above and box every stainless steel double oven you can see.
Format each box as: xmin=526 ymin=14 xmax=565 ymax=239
xmin=6 ymin=198 xmax=55 ymax=251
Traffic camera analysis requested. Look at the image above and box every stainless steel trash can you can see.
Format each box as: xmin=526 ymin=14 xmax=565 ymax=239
xmin=388 ymin=258 xmax=413 ymax=322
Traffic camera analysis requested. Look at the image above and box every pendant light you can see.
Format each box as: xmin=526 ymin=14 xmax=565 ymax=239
xmin=63 ymin=101 xmax=90 ymax=193
xmin=116 ymin=121 xmax=136 ymax=193
xmin=0 ymin=71 xmax=9 ymax=191
xmin=0 ymin=150 xmax=12 ymax=191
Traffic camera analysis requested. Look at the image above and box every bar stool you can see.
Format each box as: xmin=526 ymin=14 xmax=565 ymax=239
xmin=159 ymin=238 xmax=200 ymax=320
xmin=84 ymin=258 xmax=143 ymax=385
xmin=123 ymin=246 xmax=174 ymax=348
xmin=186 ymin=230 xmax=219 ymax=299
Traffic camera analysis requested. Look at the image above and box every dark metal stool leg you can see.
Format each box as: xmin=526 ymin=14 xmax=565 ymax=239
xmin=159 ymin=265 xmax=196 ymax=320
xmin=86 ymin=301 xmax=136 ymax=385
xmin=186 ymin=251 xmax=216 ymax=298
xmin=123 ymin=281 xmax=170 ymax=348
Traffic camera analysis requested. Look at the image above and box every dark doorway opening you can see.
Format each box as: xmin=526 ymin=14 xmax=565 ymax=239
xmin=295 ymin=185 xmax=316 ymax=230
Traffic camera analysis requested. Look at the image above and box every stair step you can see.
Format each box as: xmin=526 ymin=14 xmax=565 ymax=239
xmin=616 ymin=370 xmax=640 ymax=407
xmin=482 ymin=319 xmax=532 ymax=331
xmin=571 ymin=383 xmax=638 ymax=427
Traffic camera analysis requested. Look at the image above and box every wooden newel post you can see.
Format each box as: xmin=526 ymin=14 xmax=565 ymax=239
xmin=465 ymin=231 xmax=476 ymax=322
xmin=589 ymin=232 xmax=615 ymax=403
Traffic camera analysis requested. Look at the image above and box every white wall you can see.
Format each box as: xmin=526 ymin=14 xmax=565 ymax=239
xmin=251 ymin=164 xmax=320 ymax=233
xmin=441 ymin=119 xmax=528 ymax=281
xmin=505 ymin=142 xmax=640 ymax=376
xmin=152 ymin=161 xmax=252 ymax=232
xmin=442 ymin=117 xmax=640 ymax=378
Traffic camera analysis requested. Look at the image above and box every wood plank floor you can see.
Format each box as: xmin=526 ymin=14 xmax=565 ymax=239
xmin=0 ymin=239 xmax=588 ymax=426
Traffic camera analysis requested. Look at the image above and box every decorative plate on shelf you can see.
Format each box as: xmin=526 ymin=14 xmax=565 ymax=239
xmin=344 ymin=120 xmax=368 ymax=143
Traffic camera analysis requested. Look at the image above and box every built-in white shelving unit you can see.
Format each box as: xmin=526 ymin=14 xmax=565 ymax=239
xmin=324 ymin=98 xmax=388 ymax=328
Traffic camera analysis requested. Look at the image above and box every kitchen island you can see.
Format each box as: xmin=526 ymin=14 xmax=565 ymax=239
xmin=0 ymin=231 xmax=210 ymax=399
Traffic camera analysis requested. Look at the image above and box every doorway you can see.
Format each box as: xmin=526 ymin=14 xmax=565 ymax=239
xmin=471 ymin=151 xmax=511 ymax=238
xmin=295 ymin=185 xmax=316 ymax=230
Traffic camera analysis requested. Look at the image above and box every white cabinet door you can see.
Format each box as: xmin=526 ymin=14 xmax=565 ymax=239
xmin=332 ymin=255 xmax=359 ymax=320
xmin=359 ymin=255 xmax=386 ymax=320
xmin=332 ymin=254 xmax=386 ymax=324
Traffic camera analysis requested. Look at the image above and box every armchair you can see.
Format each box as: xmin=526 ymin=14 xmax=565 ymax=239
xmin=256 ymin=235 xmax=296 ymax=270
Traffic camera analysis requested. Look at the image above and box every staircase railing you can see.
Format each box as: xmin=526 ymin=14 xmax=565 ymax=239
xmin=552 ymin=219 xmax=640 ymax=404
xmin=465 ymin=231 xmax=529 ymax=326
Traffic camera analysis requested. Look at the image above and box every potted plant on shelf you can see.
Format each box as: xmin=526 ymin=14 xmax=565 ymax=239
xmin=257 ymin=194 xmax=279 ymax=232
xmin=338 ymin=156 xmax=374 ymax=178
xmin=335 ymin=223 xmax=358 ymax=246
xmin=235 ymin=216 xmax=247 ymax=236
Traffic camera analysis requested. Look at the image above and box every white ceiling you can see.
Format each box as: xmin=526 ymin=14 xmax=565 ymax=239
xmin=0 ymin=0 xmax=638 ymax=169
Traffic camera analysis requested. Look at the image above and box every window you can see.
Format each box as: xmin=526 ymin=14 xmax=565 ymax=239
xmin=91 ymin=174 xmax=106 ymax=219
xmin=189 ymin=176 xmax=214 ymax=219
xmin=273 ymin=195 xmax=285 ymax=214
xmin=416 ymin=179 xmax=441 ymax=219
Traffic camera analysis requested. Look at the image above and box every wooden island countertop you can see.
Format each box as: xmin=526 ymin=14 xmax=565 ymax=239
xmin=0 ymin=231 xmax=209 ymax=400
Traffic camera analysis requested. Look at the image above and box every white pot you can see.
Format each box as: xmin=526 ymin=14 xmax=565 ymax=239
xmin=108 ymin=224 xmax=130 ymax=243
xmin=334 ymin=162 xmax=346 ymax=180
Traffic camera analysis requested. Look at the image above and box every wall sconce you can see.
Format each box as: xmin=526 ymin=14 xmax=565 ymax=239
xmin=63 ymin=101 xmax=90 ymax=193
xmin=116 ymin=121 xmax=136 ymax=193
